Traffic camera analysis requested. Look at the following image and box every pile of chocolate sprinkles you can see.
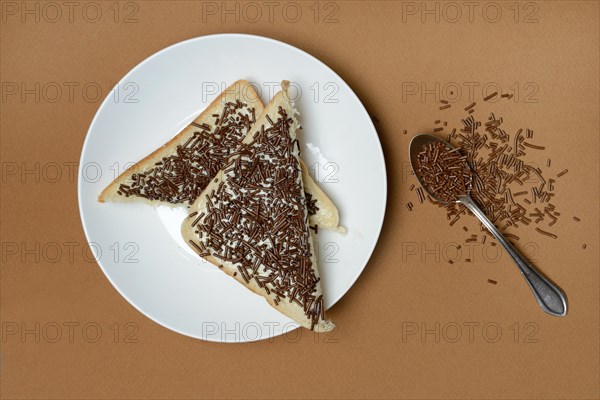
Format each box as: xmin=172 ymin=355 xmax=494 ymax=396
xmin=188 ymin=107 xmax=324 ymax=330
xmin=117 ymin=101 xmax=256 ymax=204
xmin=408 ymin=96 xmax=581 ymax=248
xmin=415 ymin=142 xmax=472 ymax=203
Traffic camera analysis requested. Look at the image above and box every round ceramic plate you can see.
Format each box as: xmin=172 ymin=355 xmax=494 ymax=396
xmin=78 ymin=34 xmax=386 ymax=342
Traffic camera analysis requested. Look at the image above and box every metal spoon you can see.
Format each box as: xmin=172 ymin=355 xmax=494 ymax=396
xmin=409 ymin=134 xmax=567 ymax=317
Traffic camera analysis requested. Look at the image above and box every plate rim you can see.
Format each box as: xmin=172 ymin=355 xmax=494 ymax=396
xmin=77 ymin=33 xmax=388 ymax=342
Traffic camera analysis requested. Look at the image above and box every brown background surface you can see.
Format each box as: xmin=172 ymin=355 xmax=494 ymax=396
xmin=1 ymin=1 xmax=599 ymax=399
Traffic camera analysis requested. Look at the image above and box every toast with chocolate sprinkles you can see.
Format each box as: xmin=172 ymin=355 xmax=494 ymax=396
xmin=98 ymin=79 xmax=341 ymax=230
xmin=182 ymin=81 xmax=334 ymax=332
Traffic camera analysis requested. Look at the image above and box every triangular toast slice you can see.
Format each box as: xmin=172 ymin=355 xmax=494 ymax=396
xmin=99 ymin=80 xmax=262 ymax=206
xmin=182 ymin=81 xmax=334 ymax=331
xmin=99 ymin=80 xmax=340 ymax=230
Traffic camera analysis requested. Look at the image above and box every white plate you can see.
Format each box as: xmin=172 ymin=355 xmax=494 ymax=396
xmin=78 ymin=34 xmax=386 ymax=342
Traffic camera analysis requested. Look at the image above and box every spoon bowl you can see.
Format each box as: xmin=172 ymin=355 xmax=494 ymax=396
xmin=409 ymin=133 xmax=464 ymax=204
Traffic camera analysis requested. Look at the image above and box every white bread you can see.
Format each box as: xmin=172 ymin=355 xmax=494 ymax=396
xmin=182 ymin=81 xmax=334 ymax=332
xmin=98 ymin=79 xmax=341 ymax=230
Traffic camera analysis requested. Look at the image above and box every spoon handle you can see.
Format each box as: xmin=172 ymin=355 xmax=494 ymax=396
xmin=458 ymin=195 xmax=568 ymax=317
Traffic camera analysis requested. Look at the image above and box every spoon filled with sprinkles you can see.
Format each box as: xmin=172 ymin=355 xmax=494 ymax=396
xmin=409 ymin=134 xmax=568 ymax=317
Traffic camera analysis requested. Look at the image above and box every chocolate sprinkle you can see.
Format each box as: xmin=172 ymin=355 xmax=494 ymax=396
xmin=535 ymin=227 xmax=557 ymax=239
xmin=483 ymin=92 xmax=498 ymax=102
